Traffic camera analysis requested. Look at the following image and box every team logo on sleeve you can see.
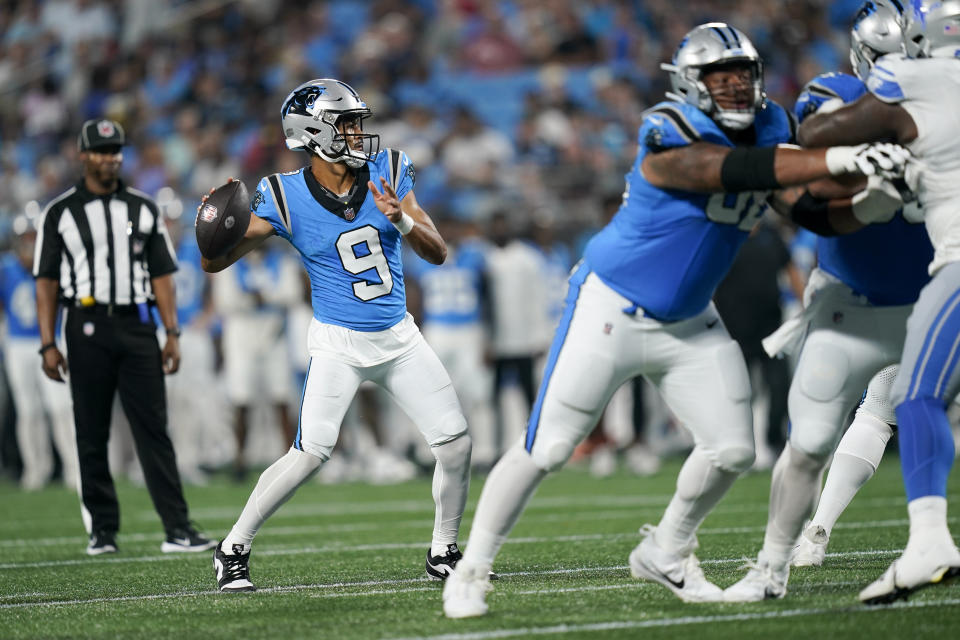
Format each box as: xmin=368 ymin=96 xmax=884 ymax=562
xmin=405 ymin=163 xmax=416 ymax=185
xmin=200 ymin=204 xmax=218 ymax=223
xmin=251 ymin=190 xmax=264 ymax=212
xmin=644 ymin=127 xmax=665 ymax=152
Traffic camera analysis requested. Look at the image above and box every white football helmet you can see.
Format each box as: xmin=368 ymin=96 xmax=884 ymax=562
xmin=850 ymin=1 xmax=906 ymax=80
xmin=280 ymin=79 xmax=380 ymax=168
xmin=661 ymin=23 xmax=765 ymax=130
xmin=902 ymin=0 xmax=960 ymax=57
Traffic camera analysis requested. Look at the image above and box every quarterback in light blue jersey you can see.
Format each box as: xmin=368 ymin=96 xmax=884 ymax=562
xmin=727 ymin=0 xmax=940 ymax=602
xmin=796 ymin=0 xmax=960 ymax=604
xmin=200 ymin=79 xmax=475 ymax=592
xmin=442 ymin=22 xmax=911 ymax=617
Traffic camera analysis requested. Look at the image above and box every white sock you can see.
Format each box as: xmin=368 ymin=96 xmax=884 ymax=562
xmin=222 ymin=448 xmax=325 ymax=549
xmin=430 ymin=434 xmax=472 ymax=556
xmin=906 ymin=496 xmax=953 ymax=550
xmin=655 ymin=446 xmax=740 ymax=553
xmin=811 ymin=413 xmax=892 ymax=533
xmin=460 ymin=443 xmax=547 ymax=571
xmin=762 ymin=443 xmax=825 ymax=568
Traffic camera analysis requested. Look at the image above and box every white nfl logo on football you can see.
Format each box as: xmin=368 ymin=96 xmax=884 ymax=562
xmin=200 ymin=204 xmax=218 ymax=223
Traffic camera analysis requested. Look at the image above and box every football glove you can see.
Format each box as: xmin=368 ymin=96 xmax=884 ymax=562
xmin=825 ymin=143 xmax=911 ymax=180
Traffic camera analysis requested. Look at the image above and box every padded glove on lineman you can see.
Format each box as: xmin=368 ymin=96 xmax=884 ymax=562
xmin=825 ymin=143 xmax=912 ymax=180
xmin=851 ymin=175 xmax=902 ymax=225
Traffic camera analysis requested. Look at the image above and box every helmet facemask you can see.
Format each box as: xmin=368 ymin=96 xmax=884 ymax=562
xmin=306 ymin=110 xmax=380 ymax=168
xmin=697 ymin=60 xmax=764 ymax=130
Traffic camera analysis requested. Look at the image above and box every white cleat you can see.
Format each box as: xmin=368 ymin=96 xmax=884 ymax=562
xmin=443 ymin=563 xmax=492 ymax=618
xmin=792 ymin=523 xmax=829 ymax=568
xmin=628 ymin=525 xmax=724 ymax=603
xmin=859 ymin=543 xmax=960 ymax=605
xmin=724 ymin=550 xmax=789 ymax=602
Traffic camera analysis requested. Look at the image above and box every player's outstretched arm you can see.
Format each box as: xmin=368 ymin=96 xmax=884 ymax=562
xmin=798 ymin=93 xmax=917 ymax=148
xmin=368 ymin=176 xmax=446 ymax=265
xmin=200 ymin=214 xmax=275 ymax=273
xmin=641 ymin=141 xmax=908 ymax=194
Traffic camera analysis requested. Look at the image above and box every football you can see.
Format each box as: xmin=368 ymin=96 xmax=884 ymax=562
xmin=195 ymin=179 xmax=251 ymax=259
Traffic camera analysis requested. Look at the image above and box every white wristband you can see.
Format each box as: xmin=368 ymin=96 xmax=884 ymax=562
xmin=394 ymin=212 xmax=415 ymax=235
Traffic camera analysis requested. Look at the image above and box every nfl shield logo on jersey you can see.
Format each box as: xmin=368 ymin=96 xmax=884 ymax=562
xmin=344 ymin=207 xmax=356 ymax=221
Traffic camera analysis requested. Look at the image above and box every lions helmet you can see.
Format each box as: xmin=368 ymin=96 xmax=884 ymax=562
xmin=902 ymin=0 xmax=960 ymax=58
xmin=661 ymin=23 xmax=765 ymax=130
xmin=280 ymin=79 xmax=380 ymax=168
xmin=850 ymin=1 xmax=906 ymax=80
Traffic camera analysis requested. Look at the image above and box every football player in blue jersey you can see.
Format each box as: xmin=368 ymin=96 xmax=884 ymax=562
xmin=795 ymin=0 xmax=960 ymax=604
xmin=725 ymin=0 xmax=938 ymax=601
xmin=201 ymin=79 xmax=476 ymax=592
xmin=441 ymin=22 xmax=912 ymax=616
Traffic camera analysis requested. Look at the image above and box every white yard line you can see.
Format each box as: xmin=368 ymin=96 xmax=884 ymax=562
xmin=1 ymin=510 xmax=938 ymax=551
xmin=2 ymin=522 xmax=924 ymax=571
xmin=385 ymin=598 xmax=960 ymax=640
xmin=0 ymin=549 xmax=905 ymax=608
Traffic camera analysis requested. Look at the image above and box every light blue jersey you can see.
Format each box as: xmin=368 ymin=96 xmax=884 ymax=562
xmin=409 ymin=241 xmax=486 ymax=327
xmin=252 ymin=149 xmax=416 ymax=331
xmin=0 ymin=254 xmax=39 ymax=338
xmin=583 ymin=100 xmax=795 ymax=322
xmin=794 ymin=72 xmax=933 ymax=305
xmin=173 ymin=236 xmax=207 ymax=327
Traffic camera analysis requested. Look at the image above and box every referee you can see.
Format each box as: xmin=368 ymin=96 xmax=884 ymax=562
xmin=34 ymin=119 xmax=215 ymax=556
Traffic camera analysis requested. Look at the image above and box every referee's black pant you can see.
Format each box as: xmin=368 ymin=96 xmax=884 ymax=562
xmin=65 ymin=307 xmax=189 ymax=537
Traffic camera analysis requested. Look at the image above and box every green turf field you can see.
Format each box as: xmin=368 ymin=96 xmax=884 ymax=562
xmin=2 ymin=456 xmax=958 ymax=639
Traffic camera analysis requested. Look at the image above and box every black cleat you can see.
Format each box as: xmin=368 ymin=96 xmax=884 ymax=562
xmin=213 ymin=541 xmax=256 ymax=592
xmin=86 ymin=530 xmax=118 ymax=556
xmin=427 ymin=543 xmax=463 ymax=580
xmin=161 ymin=524 xmax=218 ymax=553
xmin=426 ymin=543 xmax=498 ymax=581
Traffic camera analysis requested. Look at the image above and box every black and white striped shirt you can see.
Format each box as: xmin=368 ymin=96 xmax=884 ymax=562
xmin=33 ymin=180 xmax=178 ymax=306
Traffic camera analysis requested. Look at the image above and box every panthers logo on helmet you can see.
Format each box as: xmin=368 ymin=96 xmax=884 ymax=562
xmin=282 ymin=86 xmax=326 ymax=118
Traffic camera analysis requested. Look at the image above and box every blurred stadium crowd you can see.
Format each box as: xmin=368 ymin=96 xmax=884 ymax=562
xmin=0 ymin=0 xmax=898 ymax=489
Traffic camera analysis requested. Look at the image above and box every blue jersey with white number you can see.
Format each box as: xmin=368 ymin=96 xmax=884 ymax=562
xmin=174 ymin=236 xmax=206 ymax=326
xmin=252 ymin=149 xmax=415 ymax=331
xmin=0 ymin=254 xmax=40 ymax=338
xmin=583 ymin=100 xmax=795 ymax=321
xmin=794 ymin=72 xmax=932 ymax=305
xmin=410 ymin=241 xmax=486 ymax=326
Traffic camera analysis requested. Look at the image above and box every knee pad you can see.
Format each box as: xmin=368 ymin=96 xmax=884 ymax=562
xmin=529 ymin=433 xmax=576 ymax=472
xmin=789 ymin=420 xmax=841 ymax=462
xmin=797 ymin=342 xmax=850 ymax=403
xmin=425 ymin=409 xmax=469 ymax=446
xmin=715 ymin=445 xmax=755 ymax=473
xmin=297 ymin=435 xmax=335 ymax=462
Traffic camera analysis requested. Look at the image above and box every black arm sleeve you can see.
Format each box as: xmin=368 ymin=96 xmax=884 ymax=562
xmin=720 ymin=146 xmax=782 ymax=192
xmin=789 ymin=191 xmax=840 ymax=237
